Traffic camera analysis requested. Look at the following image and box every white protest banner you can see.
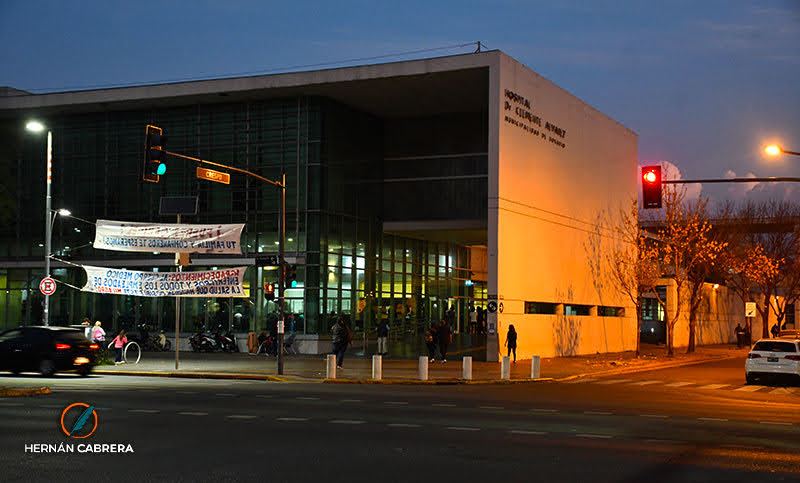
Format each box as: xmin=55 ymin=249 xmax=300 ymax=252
xmin=93 ymin=220 xmax=244 ymax=254
xmin=81 ymin=265 xmax=248 ymax=298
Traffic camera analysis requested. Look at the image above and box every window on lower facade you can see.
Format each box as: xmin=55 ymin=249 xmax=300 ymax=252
xmin=564 ymin=304 xmax=592 ymax=316
xmin=524 ymin=302 xmax=557 ymax=315
xmin=598 ymin=306 xmax=625 ymax=317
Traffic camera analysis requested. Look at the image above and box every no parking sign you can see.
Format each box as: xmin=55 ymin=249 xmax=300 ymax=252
xmin=40 ymin=277 xmax=56 ymax=296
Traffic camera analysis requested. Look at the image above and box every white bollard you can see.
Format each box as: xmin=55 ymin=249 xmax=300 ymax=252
xmin=418 ymin=356 xmax=429 ymax=381
xmin=501 ymin=356 xmax=510 ymax=380
xmin=326 ymin=354 xmax=337 ymax=379
xmin=462 ymin=356 xmax=472 ymax=380
xmin=372 ymin=355 xmax=382 ymax=380
xmin=531 ymin=355 xmax=541 ymax=379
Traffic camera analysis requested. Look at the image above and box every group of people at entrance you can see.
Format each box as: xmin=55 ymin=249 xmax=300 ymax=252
xmin=425 ymin=319 xmax=453 ymax=363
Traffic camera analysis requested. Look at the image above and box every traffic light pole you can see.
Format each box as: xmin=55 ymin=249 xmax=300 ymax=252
xmin=150 ymin=146 xmax=287 ymax=375
xmin=278 ymin=172 xmax=286 ymax=375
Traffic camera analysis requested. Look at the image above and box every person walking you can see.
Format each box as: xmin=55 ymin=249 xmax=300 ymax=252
xmin=110 ymin=330 xmax=128 ymax=364
xmin=376 ymin=319 xmax=389 ymax=356
xmin=504 ymin=324 xmax=518 ymax=363
xmin=424 ymin=323 xmax=439 ymax=362
xmin=469 ymin=307 xmax=477 ymax=334
xmin=80 ymin=318 xmax=92 ymax=341
xmin=437 ymin=318 xmax=451 ymax=363
xmin=771 ymin=323 xmax=779 ymax=338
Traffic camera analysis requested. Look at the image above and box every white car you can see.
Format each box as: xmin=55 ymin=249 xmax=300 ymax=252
xmin=745 ymin=338 xmax=800 ymax=384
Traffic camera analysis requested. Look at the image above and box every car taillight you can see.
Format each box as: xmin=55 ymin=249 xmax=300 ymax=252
xmin=55 ymin=343 xmax=71 ymax=350
xmin=748 ymin=353 xmax=761 ymax=359
xmin=89 ymin=344 xmax=99 ymax=350
xmin=785 ymin=355 xmax=800 ymax=361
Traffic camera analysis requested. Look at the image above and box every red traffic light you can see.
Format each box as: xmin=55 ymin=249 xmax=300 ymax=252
xmin=641 ymin=165 xmax=662 ymax=209
xmin=264 ymin=282 xmax=275 ymax=301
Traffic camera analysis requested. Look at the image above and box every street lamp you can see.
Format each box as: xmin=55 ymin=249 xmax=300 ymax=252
xmin=26 ymin=121 xmax=54 ymax=326
xmin=765 ymin=144 xmax=800 ymax=157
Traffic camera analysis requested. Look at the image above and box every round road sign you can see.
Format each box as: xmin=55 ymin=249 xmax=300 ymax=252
xmin=40 ymin=277 xmax=57 ymax=296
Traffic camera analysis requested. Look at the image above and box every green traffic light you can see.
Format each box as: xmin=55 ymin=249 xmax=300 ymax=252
xmin=156 ymin=163 xmax=166 ymax=175
xmin=290 ymin=280 xmax=298 ymax=288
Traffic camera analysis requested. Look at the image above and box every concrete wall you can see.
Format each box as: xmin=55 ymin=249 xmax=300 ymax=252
xmin=487 ymin=53 xmax=639 ymax=360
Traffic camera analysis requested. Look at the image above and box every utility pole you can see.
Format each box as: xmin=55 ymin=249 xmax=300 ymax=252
xmin=277 ymin=172 xmax=286 ymax=375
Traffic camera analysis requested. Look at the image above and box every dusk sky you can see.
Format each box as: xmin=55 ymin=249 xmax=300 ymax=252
xmin=1 ymin=0 xmax=798 ymax=205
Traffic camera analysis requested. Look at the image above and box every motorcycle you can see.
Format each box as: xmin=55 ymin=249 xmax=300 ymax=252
xmin=216 ymin=330 xmax=239 ymax=353
xmin=189 ymin=331 xmax=219 ymax=352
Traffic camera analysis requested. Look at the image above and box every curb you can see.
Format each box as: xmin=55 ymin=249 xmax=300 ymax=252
xmin=323 ymin=377 xmax=554 ymax=385
xmin=0 ymin=387 xmax=52 ymax=397
xmin=552 ymin=353 xmax=742 ymax=382
xmin=92 ymin=370 xmax=300 ymax=382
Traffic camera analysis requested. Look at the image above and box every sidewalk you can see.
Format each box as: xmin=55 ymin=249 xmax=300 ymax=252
xmin=91 ymin=343 xmax=748 ymax=384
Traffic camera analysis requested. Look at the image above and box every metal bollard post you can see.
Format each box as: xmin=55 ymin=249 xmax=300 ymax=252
xmin=372 ymin=355 xmax=382 ymax=380
xmin=531 ymin=355 xmax=541 ymax=379
xmin=501 ymin=356 xmax=510 ymax=380
xmin=418 ymin=355 xmax=429 ymax=381
xmin=326 ymin=354 xmax=337 ymax=379
xmin=462 ymin=356 xmax=472 ymax=380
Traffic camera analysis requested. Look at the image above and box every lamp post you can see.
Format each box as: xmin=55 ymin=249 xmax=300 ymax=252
xmin=765 ymin=144 xmax=800 ymax=157
xmin=26 ymin=121 xmax=54 ymax=326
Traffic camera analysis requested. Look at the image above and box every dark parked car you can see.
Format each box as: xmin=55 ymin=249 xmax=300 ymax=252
xmin=0 ymin=326 xmax=98 ymax=376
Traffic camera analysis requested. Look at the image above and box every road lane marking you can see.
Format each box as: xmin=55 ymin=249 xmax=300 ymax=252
xmin=697 ymin=417 xmax=728 ymax=422
xmin=256 ymin=395 xmax=275 ymax=399
xmin=629 ymin=380 xmax=662 ymax=386
xmin=664 ymin=382 xmax=693 ymax=388
xmin=565 ymin=378 xmax=596 ymax=384
xmin=384 ymin=401 xmax=408 ymax=405
xmin=640 ymin=414 xmax=669 ymax=419
xmin=128 ymin=409 xmax=160 ymax=413
xmin=584 ymin=411 xmax=613 ymax=416
xmin=593 ymin=379 xmax=631 ymax=385
xmin=178 ymin=412 xmax=208 ymax=416
xmin=227 ymin=415 xmax=257 ymax=420
xmin=510 ymin=430 xmax=547 ymax=436
xmin=734 ymin=386 xmax=763 ymax=392
xmin=215 ymin=393 xmax=236 ymax=397
xmin=330 ymin=420 xmax=366 ymax=424
xmin=276 ymin=417 xmax=309 ymax=422
xmin=697 ymin=384 xmax=729 ymax=390
xmin=769 ymin=388 xmax=795 ymax=395
xmin=479 ymin=406 xmax=504 ymax=410
xmin=387 ymin=423 xmax=421 ymax=428
xmin=432 ymin=403 xmax=456 ymax=407
xmin=38 ymin=404 xmax=64 ymax=408
xmin=530 ymin=408 xmax=559 ymax=413
xmin=176 ymin=391 xmax=198 ymax=395
xmin=576 ymin=434 xmax=612 ymax=439
xmin=447 ymin=426 xmax=480 ymax=431
xmin=296 ymin=397 xmax=320 ymax=401
xmin=760 ymin=421 xmax=792 ymax=426
xmin=340 ymin=399 xmax=362 ymax=403
xmin=0 ymin=402 xmax=24 ymax=407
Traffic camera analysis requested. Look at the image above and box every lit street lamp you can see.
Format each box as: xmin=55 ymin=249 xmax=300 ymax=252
xmin=26 ymin=121 xmax=56 ymax=326
xmin=765 ymin=144 xmax=800 ymax=157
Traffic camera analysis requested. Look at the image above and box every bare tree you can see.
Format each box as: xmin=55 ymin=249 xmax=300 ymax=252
xmin=657 ymin=186 xmax=726 ymax=356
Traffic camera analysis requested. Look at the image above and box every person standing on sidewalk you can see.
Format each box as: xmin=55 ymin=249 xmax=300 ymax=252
xmin=425 ymin=323 xmax=439 ymax=362
xmin=331 ymin=318 xmax=348 ymax=369
xmin=109 ymin=330 xmax=127 ymax=364
xmin=438 ymin=318 xmax=451 ymax=363
xmin=504 ymin=324 xmax=518 ymax=363
xmin=376 ymin=319 xmax=389 ymax=356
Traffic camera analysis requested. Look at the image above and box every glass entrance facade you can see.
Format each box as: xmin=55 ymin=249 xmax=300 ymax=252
xmin=0 ymin=92 xmax=488 ymax=352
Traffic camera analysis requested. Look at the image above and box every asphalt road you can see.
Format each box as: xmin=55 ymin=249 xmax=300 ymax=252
xmin=1 ymin=357 xmax=798 ymax=482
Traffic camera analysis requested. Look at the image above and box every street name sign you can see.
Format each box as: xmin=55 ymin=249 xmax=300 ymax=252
xmin=197 ymin=167 xmax=231 ymax=185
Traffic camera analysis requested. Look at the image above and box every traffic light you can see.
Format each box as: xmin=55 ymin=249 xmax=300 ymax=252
xmin=143 ymin=125 xmax=167 ymax=183
xmin=641 ymin=165 xmax=662 ymax=209
xmin=285 ymin=263 xmax=297 ymax=289
xmin=264 ymin=282 xmax=275 ymax=301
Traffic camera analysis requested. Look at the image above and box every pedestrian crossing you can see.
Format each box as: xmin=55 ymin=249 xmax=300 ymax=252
xmin=562 ymin=377 xmax=798 ymax=394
